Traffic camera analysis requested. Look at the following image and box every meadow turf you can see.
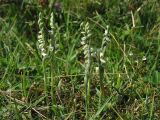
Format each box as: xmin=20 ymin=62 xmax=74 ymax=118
xmin=0 ymin=0 xmax=160 ymax=119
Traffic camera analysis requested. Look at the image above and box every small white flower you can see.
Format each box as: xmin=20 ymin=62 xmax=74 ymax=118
xmin=90 ymin=47 xmax=94 ymax=52
xmin=81 ymin=41 xmax=85 ymax=45
xmin=38 ymin=34 xmax=43 ymax=39
xmin=48 ymin=30 xmax=53 ymax=34
xmin=129 ymin=52 xmax=133 ymax=56
xmin=84 ymin=49 xmax=88 ymax=55
xmin=135 ymin=60 xmax=138 ymax=64
xmin=104 ymin=29 xmax=108 ymax=36
xmin=87 ymin=33 xmax=92 ymax=38
xmin=100 ymin=58 xmax=106 ymax=64
xmin=81 ymin=37 xmax=87 ymax=41
xmin=41 ymin=52 xmax=47 ymax=58
xmin=81 ymin=31 xmax=85 ymax=34
xmin=95 ymin=67 xmax=99 ymax=73
xmin=91 ymin=51 xmax=96 ymax=57
xmin=39 ymin=44 xmax=44 ymax=49
xmin=85 ymin=59 xmax=89 ymax=64
xmin=48 ymin=44 xmax=54 ymax=52
xmin=83 ymin=44 xmax=88 ymax=50
xmin=142 ymin=56 xmax=147 ymax=61
xmin=100 ymin=52 xmax=104 ymax=58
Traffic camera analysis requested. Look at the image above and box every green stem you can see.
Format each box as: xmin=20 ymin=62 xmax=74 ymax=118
xmin=85 ymin=45 xmax=91 ymax=119
xmin=42 ymin=58 xmax=48 ymax=104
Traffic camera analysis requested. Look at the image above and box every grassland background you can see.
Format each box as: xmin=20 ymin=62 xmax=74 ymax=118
xmin=0 ymin=0 xmax=160 ymax=119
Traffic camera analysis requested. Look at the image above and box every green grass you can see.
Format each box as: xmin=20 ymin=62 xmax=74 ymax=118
xmin=0 ymin=0 xmax=160 ymax=119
